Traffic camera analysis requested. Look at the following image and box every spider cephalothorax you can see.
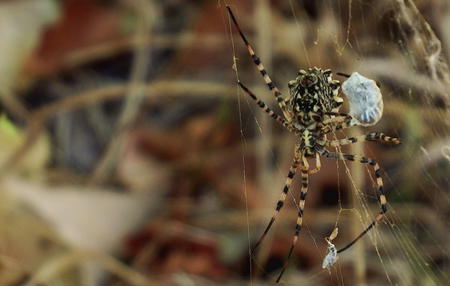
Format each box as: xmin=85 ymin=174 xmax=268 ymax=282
xmin=227 ymin=6 xmax=400 ymax=283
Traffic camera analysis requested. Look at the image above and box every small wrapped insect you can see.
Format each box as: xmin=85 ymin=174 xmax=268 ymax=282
xmin=322 ymin=240 xmax=338 ymax=269
xmin=322 ymin=228 xmax=339 ymax=269
xmin=341 ymin=72 xmax=384 ymax=127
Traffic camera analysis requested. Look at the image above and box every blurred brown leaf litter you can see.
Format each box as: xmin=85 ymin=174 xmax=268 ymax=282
xmin=0 ymin=0 xmax=447 ymax=285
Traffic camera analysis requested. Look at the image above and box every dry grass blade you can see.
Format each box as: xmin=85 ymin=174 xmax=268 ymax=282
xmin=394 ymin=0 xmax=450 ymax=107
xmin=23 ymin=250 xmax=159 ymax=286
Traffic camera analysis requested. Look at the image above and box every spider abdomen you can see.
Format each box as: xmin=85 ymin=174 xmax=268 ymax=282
xmin=288 ymin=67 xmax=342 ymax=129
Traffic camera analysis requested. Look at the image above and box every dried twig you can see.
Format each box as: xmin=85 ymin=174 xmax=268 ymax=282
xmin=90 ymin=0 xmax=155 ymax=183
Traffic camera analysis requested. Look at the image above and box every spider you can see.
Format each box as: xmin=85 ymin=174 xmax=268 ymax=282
xmin=226 ymin=6 xmax=401 ymax=282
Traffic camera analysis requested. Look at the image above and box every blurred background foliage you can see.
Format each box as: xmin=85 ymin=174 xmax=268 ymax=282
xmin=0 ymin=0 xmax=448 ymax=285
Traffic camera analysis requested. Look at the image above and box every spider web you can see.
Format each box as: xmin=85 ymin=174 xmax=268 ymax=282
xmin=225 ymin=0 xmax=450 ymax=285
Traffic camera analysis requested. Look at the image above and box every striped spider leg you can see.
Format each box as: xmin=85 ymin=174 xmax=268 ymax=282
xmin=226 ymin=5 xmax=292 ymax=121
xmin=276 ymin=155 xmax=311 ymax=283
xmin=236 ymin=81 xmax=293 ymax=132
xmin=315 ymin=147 xmax=389 ymax=253
xmin=321 ymin=132 xmax=400 ymax=253
xmin=326 ymin=132 xmax=401 ymax=147
xmin=251 ymin=147 xmax=301 ymax=254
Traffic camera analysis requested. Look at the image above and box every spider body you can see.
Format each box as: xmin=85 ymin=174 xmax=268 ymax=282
xmin=226 ymin=6 xmax=400 ymax=283
xmin=287 ymin=68 xmax=343 ymax=156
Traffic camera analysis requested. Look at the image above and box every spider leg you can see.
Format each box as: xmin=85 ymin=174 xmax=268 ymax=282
xmin=226 ymin=6 xmax=290 ymax=119
xmin=336 ymin=72 xmax=351 ymax=78
xmin=322 ymin=113 xmax=352 ymax=129
xmin=324 ymin=112 xmax=352 ymax=118
xmin=237 ymin=81 xmax=292 ymax=131
xmin=308 ymin=153 xmax=321 ymax=174
xmin=276 ymin=156 xmax=310 ymax=283
xmin=326 ymin=132 xmax=401 ymax=147
xmin=252 ymin=153 xmax=301 ymax=253
xmin=323 ymin=117 xmax=357 ymax=134
xmin=316 ymin=148 xmax=388 ymax=253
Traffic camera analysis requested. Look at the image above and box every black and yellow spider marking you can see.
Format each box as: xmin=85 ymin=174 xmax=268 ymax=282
xmin=226 ymin=6 xmax=401 ymax=283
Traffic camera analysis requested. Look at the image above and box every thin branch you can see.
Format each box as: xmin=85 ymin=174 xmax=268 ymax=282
xmin=90 ymin=0 xmax=155 ymax=183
